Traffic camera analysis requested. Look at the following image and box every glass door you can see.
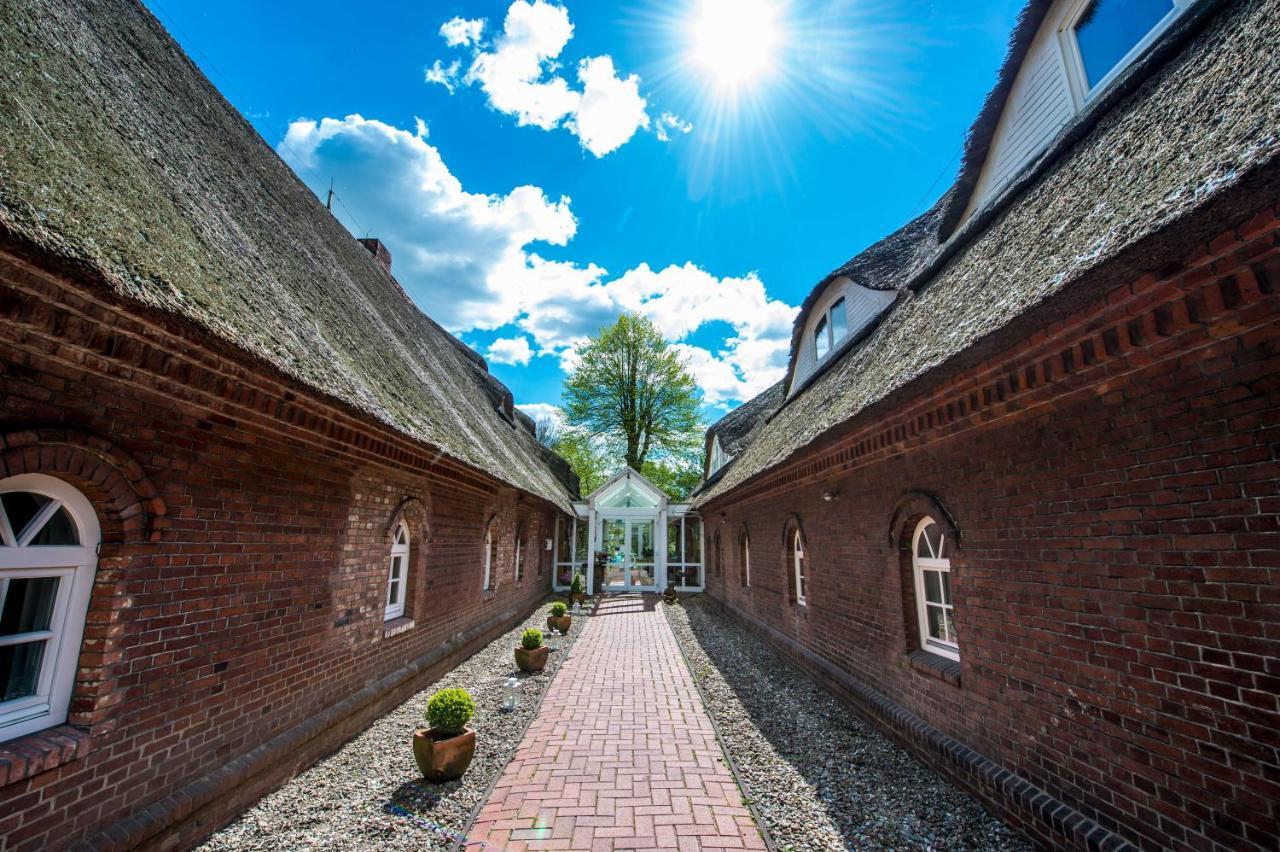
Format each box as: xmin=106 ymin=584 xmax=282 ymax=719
xmin=629 ymin=519 xmax=656 ymax=589
xmin=599 ymin=517 xmax=658 ymax=591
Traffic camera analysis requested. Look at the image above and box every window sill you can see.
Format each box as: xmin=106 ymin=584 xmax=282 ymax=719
xmin=0 ymin=724 xmax=93 ymax=787
xmin=382 ymin=617 xmax=415 ymax=639
xmin=909 ymin=649 xmax=961 ymax=686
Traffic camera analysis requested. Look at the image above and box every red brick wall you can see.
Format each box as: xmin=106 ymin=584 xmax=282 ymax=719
xmin=0 ymin=252 xmax=562 ymax=850
xmin=701 ymin=212 xmax=1280 ymax=851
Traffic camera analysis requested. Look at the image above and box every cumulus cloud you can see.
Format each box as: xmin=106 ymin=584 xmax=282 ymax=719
xmin=487 ymin=336 xmax=535 ymax=366
xmin=655 ymin=112 xmax=693 ymax=142
xmin=440 ymin=16 xmax=485 ymax=48
xmin=278 ymin=115 xmax=796 ymax=407
xmin=516 ymin=402 xmax=565 ymax=426
xmin=428 ymin=1 xmax=654 ymax=157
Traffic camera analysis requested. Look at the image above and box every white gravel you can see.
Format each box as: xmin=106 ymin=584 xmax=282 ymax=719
xmin=665 ymin=597 xmax=1030 ymax=852
xmin=201 ymin=601 xmax=584 ymax=851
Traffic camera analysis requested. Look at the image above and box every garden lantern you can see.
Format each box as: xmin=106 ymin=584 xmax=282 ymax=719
xmin=501 ymin=676 xmax=521 ymax=712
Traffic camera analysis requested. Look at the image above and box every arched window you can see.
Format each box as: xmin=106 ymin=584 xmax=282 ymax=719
xmin=912 ymin=517 xmax=957 ymax=660
xmin=385 ymin=522 xmax=409 ymax=621
xmin=0 ymin=474 xmax=100 ymax=742
xmin=514 ymin=522 xmax=525 ymax=582
xmin=738 ymin=528 xmax=750 ymax=587
xmin=483 ymin=521 xmax=497 ymax=591
xmin=792 ymin=528 xmax=807 ymax=605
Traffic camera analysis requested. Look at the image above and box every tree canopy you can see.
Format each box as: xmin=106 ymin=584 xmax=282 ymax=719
xmin=554 ymin=313 xmax=704 ymax=499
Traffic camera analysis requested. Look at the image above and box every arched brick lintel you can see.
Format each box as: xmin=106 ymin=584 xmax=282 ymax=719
xmin=0 ymin=428 xmax=168 ymax=544
xmin=887 ymin=490 xmax=960 ymax=550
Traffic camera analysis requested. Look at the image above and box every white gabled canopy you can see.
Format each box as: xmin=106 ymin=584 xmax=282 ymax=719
xmin=584 ymin=467 xmax=668 ymax=510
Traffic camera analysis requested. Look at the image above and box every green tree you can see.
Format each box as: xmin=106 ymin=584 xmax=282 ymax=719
xmin=564 ymin=314 xmax=703 ymax=472
xmin=550 ymin=429 xmax=611 ymax=496
xmin=640 ymin=457 xmax=702 ymax=501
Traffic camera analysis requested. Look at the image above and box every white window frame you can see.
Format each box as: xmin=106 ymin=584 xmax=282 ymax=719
xmin=912 ymin=516 xmax=959 ymax=661
xmin=483 ymin=523 xmax=495 ymax=591
xmin=514 ymin=523 xmax=525 ymax=583
xmin=812 ymin=295 xmax=848 ymax=363
xmin=0 ymin=474 xmax=101 ymax=743
xmin=792 ymin=529 xmax=806 ymax=606
xmin=384 ymin=521 xmax=409 ymax=621
xmin=1059 ymin=0 xmax=1193 ymax=106
xmin=739 ymin=529 xmax=750 ymax=587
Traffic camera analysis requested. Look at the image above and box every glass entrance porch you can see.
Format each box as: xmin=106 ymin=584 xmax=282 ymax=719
xmin=553 ymin=467 xmax=704 ymax=595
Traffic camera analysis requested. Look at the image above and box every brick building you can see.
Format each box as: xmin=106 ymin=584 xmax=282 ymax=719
xmin=0 ymin=1 xmax=581 ymax=848
xmin=695 ymin=0 xmax=1279 ymax=849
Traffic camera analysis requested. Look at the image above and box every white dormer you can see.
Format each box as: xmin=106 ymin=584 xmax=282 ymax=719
xmin=789 ymin=277 xmax=896 ymax=395
xmin=707 ymin=434 xmax=731 ymax=477
xmin=961 ymin=0 xmax=1200 ymax=224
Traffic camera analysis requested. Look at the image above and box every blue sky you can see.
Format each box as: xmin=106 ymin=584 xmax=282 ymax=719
xmin=143 ymin=0 xmax=1022 ymax=424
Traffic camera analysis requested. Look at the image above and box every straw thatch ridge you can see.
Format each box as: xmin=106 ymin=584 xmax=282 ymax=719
xmin=696 ymin=0 xmax=1280 ymax=507
xmin=0 ymin=0 xmax=575 ymax=507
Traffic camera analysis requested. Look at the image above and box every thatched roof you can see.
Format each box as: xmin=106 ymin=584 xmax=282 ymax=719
xmin=696 ymin=381 xmax=785 ymax=491
xmin=0 ymin=0 xmax=576 ymax=508
xmin=696 ymin=0 xmax=1280 ymax=507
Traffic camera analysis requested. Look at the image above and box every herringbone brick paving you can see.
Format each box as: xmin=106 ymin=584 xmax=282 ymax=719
xmin=468 ymin=594 xmax=766 ymax=851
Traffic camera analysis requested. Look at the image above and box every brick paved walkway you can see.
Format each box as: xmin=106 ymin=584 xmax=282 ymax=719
xmin=468 ymin=594 xmax=765 ymax=851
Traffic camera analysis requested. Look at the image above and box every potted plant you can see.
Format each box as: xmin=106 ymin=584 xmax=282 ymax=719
xmin=570 ymin=572 xmax=586 ymax=605
xmin=547 ymin=601 xmax=571 ymax=633
xmin=514 ymin=628 xmax=548 ymax=672
xmin=413 ymin=687 xmax=476 ymax=782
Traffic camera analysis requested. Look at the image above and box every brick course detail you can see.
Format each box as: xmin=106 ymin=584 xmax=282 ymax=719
xmin=470 ymin=595 xmax=766 ymax=851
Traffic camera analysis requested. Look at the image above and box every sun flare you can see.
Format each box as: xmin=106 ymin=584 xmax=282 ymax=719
xmin=692 ymin=0 xmax=779 ymax=87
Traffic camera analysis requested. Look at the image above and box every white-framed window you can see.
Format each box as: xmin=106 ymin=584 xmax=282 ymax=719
xmin=813 ymin=296 xmax=848 ymax=361
xmin=384 ymin=522 xmax=409 ymax=621
xmin=483 ymin=522 xmax=496 ymax=591
xmin=792 ymin=529 xmax=807 ymax=605
xmin=1 ymin=474 xmax=101 ymax=743
xmin=514 ymin=522 xmax=525 ymax=583
xmin=739 ymin=529 xmax=750 ymax=587
xmin=665 ymin=516 xmax=703 ymax=590
xmin=1060 ymin=0 xmax=1190 ymax=102
xmin=912 ymin=517 xmax=958 ymax=660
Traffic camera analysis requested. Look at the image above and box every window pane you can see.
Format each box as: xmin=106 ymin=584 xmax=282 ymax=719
xmin=29 ymin=507 xmax=78 ymax=546
xmin=814 ymin=316 xmax=830 ymax=359
xmin=390 ymin=555 xmax=402 ymax=581
xmin=2 ymin=493 xmax=51 ymax=542
xmin=388 ymin=581 xmax=399 ymax=606
xmin=0 ymin=577 xmax=60 ymax=635
xmin=943 ymin=608 xmax=957 ymax=645
xmin=1074 ymin=0 xmax=1174 ymax=89
xmin=829 ymin=297 xmax=847 ymax=342
xmin=924 ymin=522 xmax=943 ymax=558
xmin=924 ymin=570 xmax=942 ymax=605
xmin=556 ymin=518 xmax=571 ymax=559
xmin=574 ymin=520 xmax=589 ymax=560
xmin=941 ymin=572 xmax=952 ymax=605
xmin=684 ymin=519 xmax=701 ymax=562
xmin=926 ymin=605 xmax=946 ymax=642
xmin=668 ymin=521 xmax=681 ymax=561
xmin=0 ymin=639 xmax=46 ymax=700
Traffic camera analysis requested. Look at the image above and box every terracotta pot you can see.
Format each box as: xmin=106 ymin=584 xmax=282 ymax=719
xmin=662 ymin=588 xmax=678 ymax=603
xmin=514 ymin=644 xmax=549 ymax=672
xmin=571 ymin=592 xmax=586 ymax=605
xmin=546 ymin=615 xmax=572 ymax=633
xmin=412 ymin=726 xmax=475 ymax=782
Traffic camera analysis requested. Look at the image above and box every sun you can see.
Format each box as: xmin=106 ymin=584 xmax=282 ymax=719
xmin=692 ymin=0 xmax=779 ymax=87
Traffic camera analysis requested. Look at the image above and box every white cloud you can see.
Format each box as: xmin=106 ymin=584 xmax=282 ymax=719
xmin=431 ymin=1 xmax=653 ymax=157
xmin=487 ymin=336 xmax=534 ymax=365
xmin=655 ymin=112 xmax=693 ymax=142
xmin=425 ymin=59 xmax=462 ymax=93
xmin=278 ymin=115 xmax=796 ymax=407
xmin=516 ymin=402 xmax=565 ymax=427
xmin=440 ymin=16 xmax=486 ymax=48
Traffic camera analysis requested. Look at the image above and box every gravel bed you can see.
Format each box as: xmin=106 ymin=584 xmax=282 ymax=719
xmin=664 ymin=597 xmax=1030 ymax=852
xmin=201 ymin=600 xmax=585 ymax=851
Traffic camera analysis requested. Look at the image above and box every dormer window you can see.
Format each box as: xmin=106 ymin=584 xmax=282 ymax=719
xmin=1064 ymin=0 xmax=1188 ymax=99
xmin=813 ymin=296 xmax=846 ymax=361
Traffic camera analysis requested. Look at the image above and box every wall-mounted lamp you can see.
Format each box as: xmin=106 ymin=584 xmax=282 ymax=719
xmin=822 ymin=489 xmax=840 ymax=502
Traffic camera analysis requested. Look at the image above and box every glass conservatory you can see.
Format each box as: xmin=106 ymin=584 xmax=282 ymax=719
xmin=553 ymin=467 xmax=703 ymax=594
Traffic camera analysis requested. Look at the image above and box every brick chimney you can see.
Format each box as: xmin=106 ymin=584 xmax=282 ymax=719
xmin=358 ymin=238 xmax=392 ymax=275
